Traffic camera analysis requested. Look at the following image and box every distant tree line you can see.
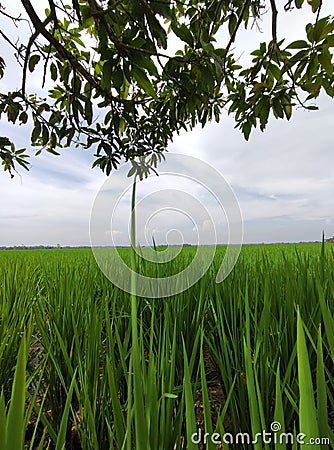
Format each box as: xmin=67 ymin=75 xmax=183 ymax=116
xmin=0 ymin=245 xmax=88 ymax=250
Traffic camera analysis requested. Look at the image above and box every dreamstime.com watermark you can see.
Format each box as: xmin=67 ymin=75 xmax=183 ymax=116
xmin=191 ymin=421 xmax=330 ymax=446
xmin=89 ymin=153 xmax=243 ymax=298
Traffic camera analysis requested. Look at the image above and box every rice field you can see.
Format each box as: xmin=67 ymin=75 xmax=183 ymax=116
xmin=0 ymin=243 xmax=333 ymax=449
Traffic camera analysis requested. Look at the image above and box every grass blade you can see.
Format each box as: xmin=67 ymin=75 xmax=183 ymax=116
xmin=243 ymin=338 xmax=262 ymax=450
xmin=5 ymin=334 xmax=26 ymax=450
xmin=297 ymin=310 xmax=320 ymax=449
xmin=274 ymin=362 xmax=286 ymax=450
xmin=317 ymin=281 xmax=334 ymax=361
xmin=55 ymin=371 xmax=77 ymax=450
xmin=199 ymin=341 xmax=215 ymax=450
xmin=182 ymin=338 xmax=197 ymax=450
xmin=0 ymin=392 xmax=5 ymax=450
xmin=316 ymin=327 xmax=329 ymax=450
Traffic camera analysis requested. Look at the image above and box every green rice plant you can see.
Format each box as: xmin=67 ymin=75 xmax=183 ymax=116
xmin=55 ymin=372 xmax=76 ymax=450
xmin=0 ymin=333 xmax=27 ymax=450
xmin=25 ymin=360 xmax=50 ymax=450
xmin=317 ymin=280 xmax=334 ymax=361
xmin=129 ymin=175 xmax=150 ymax=450
xmin=182 ymin=337 xmax=197 ymax=450
xmin=316 ymin=327 xmax=330 ymax=450
xmin=1 ymin=242 xmax=333 ymax=449
xmin=297 ymin=310 xmax=320 ymax=449
xmin=199 ymin=336 xmax=215 ymax=450
xmin=243 ymin=338 xmax=263 ymax=450
xmin=273 ymin=363 xmax=286 ymax=450
xmin=0 ymin=258 xmax=39 ymax=398
xmin=205 ymin=243 xmax=334 ymax=449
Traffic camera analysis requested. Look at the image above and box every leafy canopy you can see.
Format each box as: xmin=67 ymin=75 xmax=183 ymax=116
xmin=0 ymin=0 xmax=333 ymax=177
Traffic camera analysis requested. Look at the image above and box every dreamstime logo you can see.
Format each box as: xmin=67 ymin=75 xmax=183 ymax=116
xmin=89 ymin=153 xmax=243 ymax=298
xmin=191 ymin=422 xmax=330 ymax=446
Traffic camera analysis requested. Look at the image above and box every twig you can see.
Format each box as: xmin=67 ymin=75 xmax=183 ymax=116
xmin=315 ymin=0 xmax=323 ymax=22
xmin=0 ymin=29 xmax=21 ymax=52
xmin=269 ymin=0 xmax=278 ymax=45
xmin=0 ymin=7 xmax=25 ymax=24
xmin=21 ymin=16 xmax=53 ymax=96
xmin=224 ymin=0 xmax=251 ymax=71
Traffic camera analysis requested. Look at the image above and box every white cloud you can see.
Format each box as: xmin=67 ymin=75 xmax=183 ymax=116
xmin=0 ymin=2 xmax=333 ymax=245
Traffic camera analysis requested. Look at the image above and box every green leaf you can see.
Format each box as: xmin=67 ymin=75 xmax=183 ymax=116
xmin=295 ymin=0 xmax=304 ymax=7
xmin=319 ymin=48 xmax=333 ymax=77
xmin=41 ymin=125 xmax=49 ymax=146
xmin=162 ymin=393 xmax=178 ymax=399
xmin=243 ymin=339 xmax=262 ymax=450
xmin=291 ymin=49 xmax=310 ymax=63
xmin=313 ymin=17 xmax=329 ymax=42
xmin=149 ymin=16 xmax=168 ymax=49
xmin=131 ymin=37 xmax=147 ymax=49
xmin=282 ymin=96 xmax=292 ymax=120
xmin=274 ymin=364 xmax=286 ymax=450
xmin=50 ymin=62 xmax=57 ymax=81
xmin=309 ymin=0 xmax=321 ymax=14
xmin=0 ymin=393 xmax=5 ymax=450
xmin=228 ymin=14 xmax=237 ymax=37
xmin=316 ymin=328 xmax=329 ymax=444
xmin=120 ymin=77 xmax=130 ymax=100
xmin=111 ymin=68 xmax=124 ymax=90
xmin=171 ymin=22 xmax=194 ymax=47
xmin=306 ymin=23 xmax=314 ymax=43
xmin=317 ymin=280 xmax=334 ymax=361
xmin=84 ymin=100 xmax=93 ymax=124
xmin=5 ymin=335 xmax=27 ymax=450
xmin=199 ymin=65 xmax=215 ymax=94
xmin=7 ymin=103 xmax=20 ymax=123
xmin=150 ymin=1 xmax=173 ymax=20
xmin=272 ymin=97 xmax=284 ymax=118
xmin=31 ymin=121 xmax=41 ymax=142
xmin=306 ymin=53 xmax=319 ymax=80
xmin=29 ymin=54 xmax=40 ymax=72
xmin=105 ymin=356 xmax=125 ymax=447
xmin=127 ymin=165 xmax=136 ymax=178
xmin=133 ymin=66 xmax=157 ymax=99
xmin=131 ymin=52 xmax=159 ymax=77
xmin=306 ymin=105 xmax=319 ymax=110
xmin=199 ymin=342 xmax=215 ymax=450
xmin=182 ymin=339 xmax=197 ymax=450
xmin=297 ymin=311 xmax=320 ymax=448
xmin=268 ymin=63 xmax=281 ymax=80
xmin=287 ymin=40 xmax=310 ymax=49
xmin=324 ymin=35 xmax=334 ymax=47
xmin=102 ymin=60 xmax=113 ymax=90
xmin=242 ymin=121 xmax=251 ymax=140
xmin=46 ymin=147 xmax=60 ymax=155
xmin=55 ymin=373 xmax=77 ymax=450
xmin=255 ymin=96 xmax=270 ymax=129
xmin=19 ymin=111 xmax=28 ymax=124
xmin=15 ymin=148 xmax=26 ymax=155
xmin=0 ymin=56 xmax=5 ymax=78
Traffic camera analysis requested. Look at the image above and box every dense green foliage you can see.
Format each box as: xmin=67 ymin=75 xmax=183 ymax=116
xmin=0 ymin=0 xmax=334 ymax=176
xmin=0 ymin=243 xmax=333 ymax=449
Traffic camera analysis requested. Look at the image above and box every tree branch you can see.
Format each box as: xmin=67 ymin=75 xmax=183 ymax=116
xmin=0 ymin=6 xmax=25 ymax=23
xmin=224 ymin=0 xmax=251 ymax=70
xmin=22 ymin=16 xmax=53 ymax=96
xmin=72 ymin=0 xmax=82 ymax=25
xmin=269 ymin=0 xmax=278 ymax=45
xmin=20 ymin=0 xmax=132 ymax=105
xmin=48 ymin=0 xmax=59 ymax=27
xmin=0 ymin=29 xmax=21 ymax=52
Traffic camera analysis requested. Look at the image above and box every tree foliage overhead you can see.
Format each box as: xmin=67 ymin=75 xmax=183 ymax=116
xmin=0 ymin=0 xmax=333 ymax=177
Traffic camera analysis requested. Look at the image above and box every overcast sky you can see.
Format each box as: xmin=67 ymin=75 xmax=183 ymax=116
xmin=0 ymin=1 xmax=333 ymax=246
